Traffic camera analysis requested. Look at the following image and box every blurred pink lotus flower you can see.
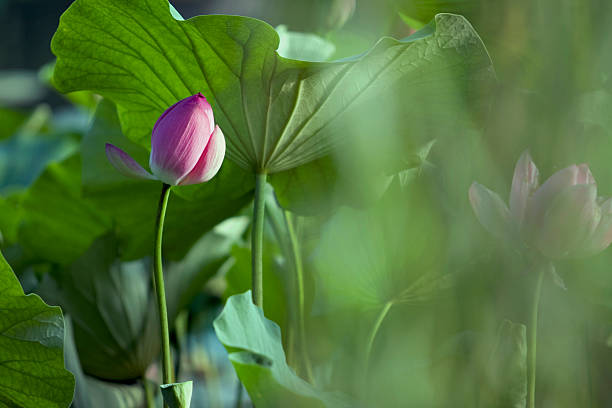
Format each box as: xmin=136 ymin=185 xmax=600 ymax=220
xmin=469 ymin=151 xmax=612 ymax=260
xmin=106 ymin=93 xmax=225 ymax=186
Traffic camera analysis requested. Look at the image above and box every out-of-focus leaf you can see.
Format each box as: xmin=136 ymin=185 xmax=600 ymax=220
xmin=0 ymin=107 xmax=27 ymax=141
xmin=64 ymin=315 xmax=145 ymax=408
xmin=160 ymin=381 xmax=193 ymax=408
xmin=213 ymin=291 xmax=351 ymax=407
xmin=395 ymin=0 xmax=480 ymax=28
xmin=18 ymin=155 xmax=111 ymax=264
xmin=81 ymin=99 xmax=253 ymax=261
xmin=83 ymin=377 xmax=145 ymax=408
xmin=39 ymin=62 xmax=100 ymax=110
xmin=39 ymin=235 xmax=159 ymax=381
xmin=270 ymin=138 xmax=436 ymax=215
xmin=276 ymin=25 xmax=335 ymax=62
xmin=311 ymin=180 xmax=449 ymax=314
xmin=63 ymin=316 xmax=90 ymax=408
xmin=0 ymin=249 xmax=75 ymax=407
xmin=479 ymin=320 xmax=527 ymax=408
xmin=269 ymin=155 xmax=342 ymax=215
xmin=0 ymin=70 xmax=47 ymax=106
xmin=0 ymin=193 xmax=24 ymax=245
xmin=53 ymin=2 xmax=493 ymax=174
xmin=0 ymin=104 xmax=79 ymax=192
xmin=223 ymin=244 xmax=287 ymax=332
xmin=166 ymin=216 xmax=250 ymax=320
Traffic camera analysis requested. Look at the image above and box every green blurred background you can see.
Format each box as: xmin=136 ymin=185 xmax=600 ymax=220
xmin=1 ymin=0 xmax=612 ymax=407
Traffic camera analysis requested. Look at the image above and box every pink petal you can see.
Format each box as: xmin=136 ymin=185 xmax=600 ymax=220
xmin=533 ymin=183 xmax=599 ymax=259
xmin=105 ymin=143 xmax=156 ymax=180
xmin=576 ymin=163 xmax=595 ymax=185
xmin=179 ymin=125 xmax=226 ymax=185
xmin=581 ymin=197 xmax=612 ymax=256
xmin=469 ymin=182 xmax=511 ymax=239
xmin=150 ymin=93 xmax=215 ymax=185
xmin=523 ymin=164 xmax=579 ymax=231
xmin=509 ymin=150 xmax=539 ymax=226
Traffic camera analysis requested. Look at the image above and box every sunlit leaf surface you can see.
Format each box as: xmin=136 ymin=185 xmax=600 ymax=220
xmin=0 ymin=250 xmax=75 ymax=407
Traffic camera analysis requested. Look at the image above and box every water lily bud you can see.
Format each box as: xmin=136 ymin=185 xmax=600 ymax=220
xmin=105 ymin=93 xmax=226 ymax=186
xmin=469 ymin=151 xmax=612 ymax=259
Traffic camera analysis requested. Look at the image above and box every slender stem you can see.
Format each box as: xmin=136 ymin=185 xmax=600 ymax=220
xmin=154 ymin=183 xmax=173 ymax=387
xmin=364 ymin=301 xmax=393 ymax=374
xmin=284 ymin=210 xmax=314 ymax=384
xmin=143 ymin=375 xmax=155 ymax=408
xmin=527 ymin=266 xmax=545 ymax=408
xmin=251 ymin=172 xmax=267 ymax=308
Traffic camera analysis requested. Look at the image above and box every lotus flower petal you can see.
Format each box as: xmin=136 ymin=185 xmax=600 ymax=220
xmin=150 ymin=93 xmax=214 ymax=185
xmin=469 ymin=182 xmax=512 ymax=239
xmin=524 ymin=165 xmax=581 ymax=231
xmin=576 ymin=163 xmax=595 ymax=185
xmin=105 ymin=143 xmax=156 ymax=180
xmin=581 ymin=197 xmax=612 ymax=256
xmin=179 ymin=125 xmax=226 ymax=185
xmin=534 ymin=183 xmax=599 ymax=259
xmin=509 ymin=150 xmax=539 ymax=225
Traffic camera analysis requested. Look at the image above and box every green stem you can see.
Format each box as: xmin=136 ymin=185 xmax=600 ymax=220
xmin=251 ymin=172 xmax=267 ymax=308
xmin=364 ymin=301 xmax=393 ymax=374
xmin=143 ymin=375 xmax=155 ymax=408
xmin=154 ymin=183 xmax=173 ymax=387
xmin=284 ymin=210 xmax=314 ymax=384
xmin=527 ymin=266 xmax=545 ymax=408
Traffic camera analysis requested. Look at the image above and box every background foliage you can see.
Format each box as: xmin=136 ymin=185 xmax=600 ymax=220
xmin=1 ymin=0 xmax=612 ymax=407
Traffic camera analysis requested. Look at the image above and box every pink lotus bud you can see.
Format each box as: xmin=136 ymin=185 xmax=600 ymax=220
xmin=105 ymin=93 xmax=226 ymax=186
xmin=469 ymin=151 xmax=612 ymax=259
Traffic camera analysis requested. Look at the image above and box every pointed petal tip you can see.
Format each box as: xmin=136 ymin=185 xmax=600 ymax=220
xmin=468 ymin=182 xmax=511 ymax=239
xmin=577 ymin=163 xmax=595 ymax=185
xmin=105 ymin=143 xmax=156 ymax=181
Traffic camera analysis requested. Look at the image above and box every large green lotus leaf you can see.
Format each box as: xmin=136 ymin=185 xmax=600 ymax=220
xmin=81 ymin=99 xmax=253 ymax=260
xmin=267 ymin=19 xmax=492 ymax=213
xmin=0 ymin=250 xmax=75 ymax=407
xmin=52 ymin=0 xmax=493 ymax=173
xmin=214 ymin=292 xmax=351 ymax=407
xmin=39 ymin=234 xmax=160 ymax=381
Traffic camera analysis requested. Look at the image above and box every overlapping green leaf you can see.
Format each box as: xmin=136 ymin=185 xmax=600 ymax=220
xmin=39 ymin=235 xmax=160 ymax=381
xmin=214 ymin=291 xmax=351 ymax=407
xmin=63 ymin=317 xmax=146 ymax=408
xmin=52 ymin=0 xmax=493 ymax=173
xmin=0 ymin=250 xmax=75 ymax=407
